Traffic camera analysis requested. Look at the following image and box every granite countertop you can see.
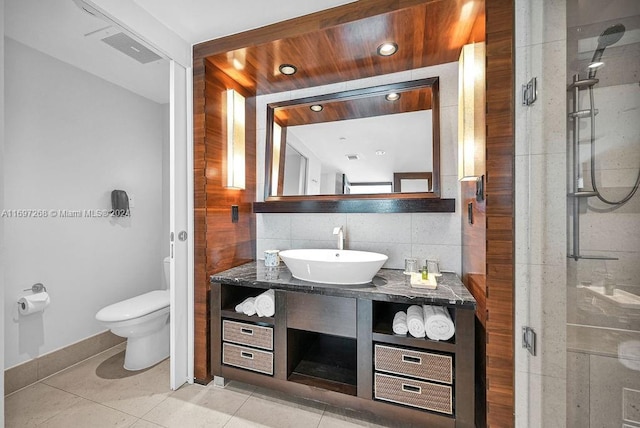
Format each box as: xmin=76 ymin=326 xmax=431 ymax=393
xmin=210 ymin=262 xmax=476 ymax=309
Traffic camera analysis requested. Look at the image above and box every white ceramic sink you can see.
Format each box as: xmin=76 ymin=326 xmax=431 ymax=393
xmin=278 ymin=249 xmax=388 ymax=285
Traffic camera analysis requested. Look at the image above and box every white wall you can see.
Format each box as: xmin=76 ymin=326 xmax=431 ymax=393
xmin=255 ymin=62 xmax=462 ymax=273
xmin=1 ymin=0 xmax=7 ymax=421
xmin=4 ymin=38 xmax=167 ymax=368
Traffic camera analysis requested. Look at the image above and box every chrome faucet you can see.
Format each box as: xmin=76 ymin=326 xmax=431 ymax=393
xmin=333 ymin=226 xmax=345 ymax=250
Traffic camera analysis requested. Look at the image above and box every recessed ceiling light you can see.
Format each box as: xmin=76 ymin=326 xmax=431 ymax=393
xmin=385 ymin=92 xmax=401 ymax=101
xmin=375 ymin=150 xmax=386 ymax=156
xmin=346 ymin=154 xmax=360 ymax=161
xmin=310 ymin=104 xmax=323 ymax=112
xmin=377 ymin=42 xmax=398 ymax=57
xmin=279 ymin=64 xmax=297 ymax=75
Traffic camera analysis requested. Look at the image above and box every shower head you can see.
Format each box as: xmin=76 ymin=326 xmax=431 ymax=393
xmin=588 ymin=23 xmax=626 ymax=78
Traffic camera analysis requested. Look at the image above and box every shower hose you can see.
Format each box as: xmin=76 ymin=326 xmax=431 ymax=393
xmin=588 ymin=86 xmax=640 ymax=207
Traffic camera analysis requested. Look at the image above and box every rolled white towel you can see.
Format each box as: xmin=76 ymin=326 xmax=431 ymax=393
xmin=423 ymin=305 xmax=455 ymax=341
xmin=235 ymin=297 xmax=254 ymax=314
xmin=254 ymin=289 xmax=276 ymax=317
xmin=392 ymin=311 xmax=408 ymax=335
xmin=406 ymin=305 xmax=426 ymax=338
xmin=240 ymin=297 xmax=256 ymax=316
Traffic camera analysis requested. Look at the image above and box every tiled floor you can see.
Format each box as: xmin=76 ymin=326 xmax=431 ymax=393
xmin=4 ymin=344 xmax=391 ymax=427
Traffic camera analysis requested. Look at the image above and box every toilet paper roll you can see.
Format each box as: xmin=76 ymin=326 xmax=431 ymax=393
xmin=18 ymin=292 xmax=50 ymax=315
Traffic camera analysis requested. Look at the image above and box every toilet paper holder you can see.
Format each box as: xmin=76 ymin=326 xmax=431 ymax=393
xmin=23 ymin=283 xmax=47 ymax=294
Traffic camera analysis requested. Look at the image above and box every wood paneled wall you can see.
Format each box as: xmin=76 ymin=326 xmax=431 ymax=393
xmin=193 ymin=3 xmax=516 ymax=426
xmin=461 ymin=0 xmax=516 ymax=426
xmin=192 ymin=60 xmax=256 ymax=383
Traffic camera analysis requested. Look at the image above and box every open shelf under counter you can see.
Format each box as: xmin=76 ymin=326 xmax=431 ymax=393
xmin=220 ymin=309 xmax=274 ymax=325
xmin=372 ymin=331 xmax=456 ymax=353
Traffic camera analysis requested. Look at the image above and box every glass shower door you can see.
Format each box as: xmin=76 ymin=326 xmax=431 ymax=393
xmin=566 ymin=2 xmax=640 ymax=426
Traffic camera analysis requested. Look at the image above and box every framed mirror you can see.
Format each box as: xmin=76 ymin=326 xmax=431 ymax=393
xmin=255 ymin=77 xmax=455 ymax=213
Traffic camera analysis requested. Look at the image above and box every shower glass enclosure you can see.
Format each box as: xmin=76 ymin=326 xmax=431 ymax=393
xmin=566 ymin=2 xmax=640 ymax=426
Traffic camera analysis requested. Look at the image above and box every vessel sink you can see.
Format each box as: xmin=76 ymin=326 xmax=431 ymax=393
xmin=278 ymin=249 xmax=388 ymax=285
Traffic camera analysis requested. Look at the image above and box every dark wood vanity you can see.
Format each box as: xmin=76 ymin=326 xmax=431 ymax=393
xmin=210 ymin=263 xmax=476 ymax=427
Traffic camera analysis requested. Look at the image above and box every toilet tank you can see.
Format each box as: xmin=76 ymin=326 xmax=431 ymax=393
xmin=163 ymin=256 xmax=170 ymax=289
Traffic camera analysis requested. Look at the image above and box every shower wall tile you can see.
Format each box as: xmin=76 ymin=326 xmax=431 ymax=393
xmin=527 ymin=153 xmax=567 ymax=266
xmin=541 ymin=374 xmax=568 ymax=428
xmin=583 ymin=83 xmax=640 ymax=170
xmin=515 ymin=39 xmax=566 ymax=157
xmin=572 ymin=251 xmax=640 ymax=289
xmin=514 ymin=369 xmax=531 ymax=428
xmin=595 ymin=168 xmax=640 ymax=191
xmin=515 ymin=45 xmax=532 ymax=158
xmin=526 ymin=263 xmax=567 ymax=379
xmin=514 ymin=1 xmax=569 ymax=425
xmin=528 ymin=40 xmax=567 ymax=156
xmin=515 ymin=0 xmax=566 ymax=48
xmin=579 ymin=213 xmax=640 ymax=253
xmin=515 ymin=155 xmax=531 ymax=265
xmin=590 ymin=354 xmax=640 ymax=428
xmin=523 ymin=373 xmax=567 ymax=428
xmin=514 ymin=262 xmax=531 ymax=375
xmin=566 ymin=351 xmax=591 ymax=428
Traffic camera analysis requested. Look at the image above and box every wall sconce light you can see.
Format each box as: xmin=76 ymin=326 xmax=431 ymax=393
xmin=458 ymin=41 xmax=486 ymax=201
xmin=226 ymin=89 xmax=245 ymax=189
xmin=271 ymin=123 xmax=282 ymax=196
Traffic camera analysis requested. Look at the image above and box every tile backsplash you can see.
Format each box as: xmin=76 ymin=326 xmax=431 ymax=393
xmin=257 ymin=212 xmax=461 ymax=274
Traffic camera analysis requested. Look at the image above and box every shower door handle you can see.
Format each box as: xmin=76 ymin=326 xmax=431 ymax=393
xmin=178 ymin=231 xmax=188 ymax=241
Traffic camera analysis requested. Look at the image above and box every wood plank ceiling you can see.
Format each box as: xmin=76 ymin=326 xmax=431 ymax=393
xmin=200 ymin=0 xmax=485 ymax=95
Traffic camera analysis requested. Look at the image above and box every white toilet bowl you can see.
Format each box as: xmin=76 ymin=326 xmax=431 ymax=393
xmin=96 ymin=258 xmax=171 ymax=370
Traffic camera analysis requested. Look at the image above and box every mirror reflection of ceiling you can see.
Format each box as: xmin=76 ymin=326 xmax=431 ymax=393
xmin=275 ymin=86 xmax=433 ymax=126
xmin=287 ymin=110 xmax=432 ymax=184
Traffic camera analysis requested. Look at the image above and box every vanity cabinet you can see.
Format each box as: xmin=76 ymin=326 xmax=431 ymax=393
xmin=210 ymin=264 xmax=475 ymax=428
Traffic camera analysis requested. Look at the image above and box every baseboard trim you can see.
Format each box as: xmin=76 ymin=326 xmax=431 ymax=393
xmin=4 ymin=330 xmax=125 ymax=395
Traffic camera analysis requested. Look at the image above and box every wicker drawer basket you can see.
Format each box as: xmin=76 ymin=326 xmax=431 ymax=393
xmin=223 ymin=320 xmax=273 ymax=350
xmin=222 ymin=343 xmax=273 ymax=375
xmin=374 ymin=373 xmax=453 ymax=415
xmin=374 ymin=344 xmax=453 ymax=384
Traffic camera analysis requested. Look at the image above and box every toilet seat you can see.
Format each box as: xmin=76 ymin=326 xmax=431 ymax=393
xmin=96 ymin=290 xmax=169 ymax=323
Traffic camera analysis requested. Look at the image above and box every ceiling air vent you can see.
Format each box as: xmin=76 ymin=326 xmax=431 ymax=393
xmin=101 ymin=33 xmax=162 ymax=64
xmin=346 ymin=154 xmax=360 ymax=161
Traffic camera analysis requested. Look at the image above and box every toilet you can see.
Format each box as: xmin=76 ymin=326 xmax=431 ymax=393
xmin=96 ymin=257 xmax=171 ymax=370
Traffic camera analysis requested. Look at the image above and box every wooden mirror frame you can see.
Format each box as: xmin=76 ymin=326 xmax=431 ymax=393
xmin=254 ymin=78 xmax=455 ymax=213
